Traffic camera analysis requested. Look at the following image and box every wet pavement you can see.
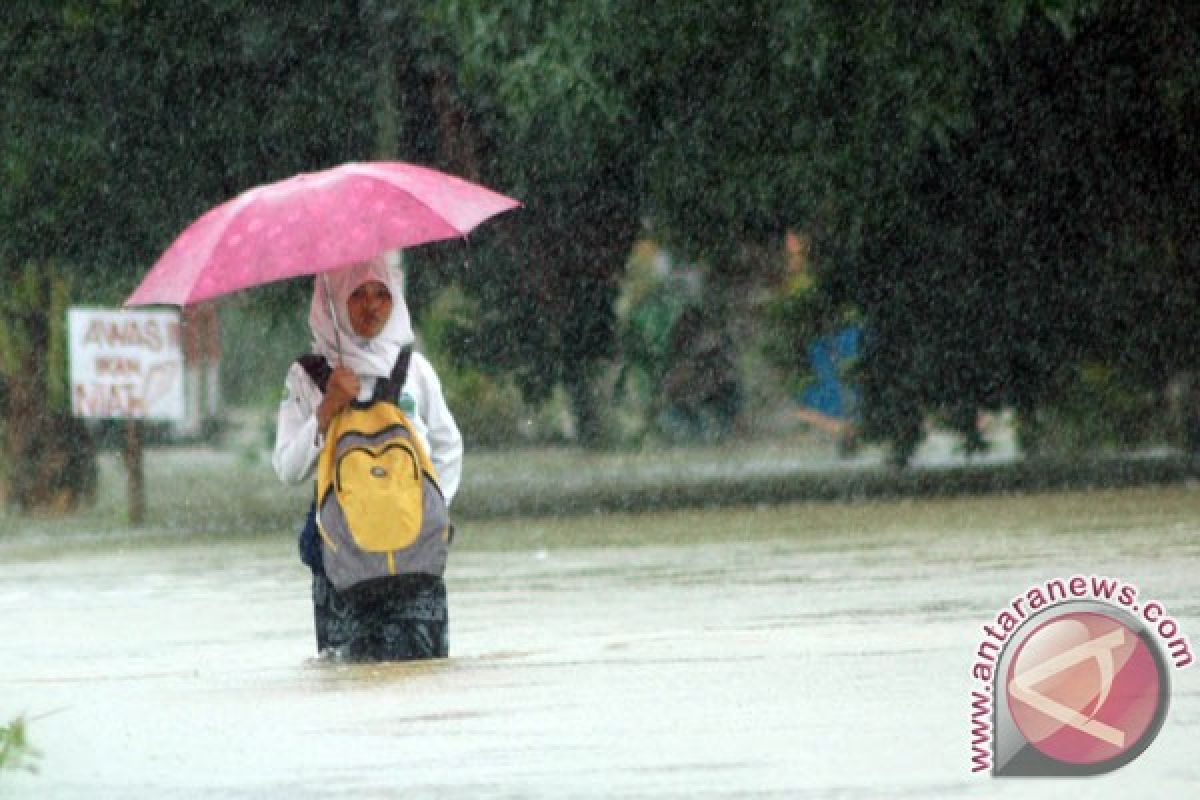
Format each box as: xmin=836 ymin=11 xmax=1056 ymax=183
xmin=2 ymin=486 xmax=1197 ymax=798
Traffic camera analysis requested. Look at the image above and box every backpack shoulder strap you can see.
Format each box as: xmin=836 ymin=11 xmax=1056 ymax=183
xmin=372 ymin=346 xmax=413 ymax=404
xmin=296 ymin=354 xmax=332 ymax=393
xmin=297 ymin=349 xmax=410 ymax=402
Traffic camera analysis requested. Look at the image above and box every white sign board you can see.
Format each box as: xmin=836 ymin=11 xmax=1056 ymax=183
xmin=68 ymin=308 xmax=185 ymax=420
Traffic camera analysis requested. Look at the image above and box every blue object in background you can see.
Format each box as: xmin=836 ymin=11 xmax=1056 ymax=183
xmin=801 ymin=326 xmax=860 ymax=420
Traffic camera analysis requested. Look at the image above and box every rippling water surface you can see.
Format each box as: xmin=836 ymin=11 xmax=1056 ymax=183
xmin=3 ymin=486 xmax=1197 ymax=798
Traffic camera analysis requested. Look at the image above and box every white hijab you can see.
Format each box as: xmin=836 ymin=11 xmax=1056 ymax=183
xmin=309 ymin=254 xmax=415 ymax=379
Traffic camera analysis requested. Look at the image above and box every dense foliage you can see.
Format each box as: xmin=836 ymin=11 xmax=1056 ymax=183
xmin=804 ymin=2 xmax=1200 ymax=458
xmin=2 ymin=0 xmax=1198 ymax=509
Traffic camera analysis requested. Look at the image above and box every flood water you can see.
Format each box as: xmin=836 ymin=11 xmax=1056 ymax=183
xmin=3 ymin=485 xmax=1198 ymax=798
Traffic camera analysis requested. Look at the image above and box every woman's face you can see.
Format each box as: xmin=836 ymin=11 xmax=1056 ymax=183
xmin=345 ymin=280 xmax=393 ymax=338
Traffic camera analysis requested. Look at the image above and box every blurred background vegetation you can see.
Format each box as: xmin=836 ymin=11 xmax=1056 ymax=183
xmin=2 ymin=0 xmax=1199 ymax=512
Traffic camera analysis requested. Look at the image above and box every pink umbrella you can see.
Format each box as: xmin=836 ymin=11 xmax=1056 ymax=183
xmin=125 ymin=161 xmax=520 ymax=307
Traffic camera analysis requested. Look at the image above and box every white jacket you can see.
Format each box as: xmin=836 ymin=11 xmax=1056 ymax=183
xmin=272 ymin=351 xmax=463 ymax=504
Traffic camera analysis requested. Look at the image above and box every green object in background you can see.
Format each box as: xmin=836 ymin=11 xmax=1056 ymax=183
xmin=0 ymin=716 xmax=40 ymax=774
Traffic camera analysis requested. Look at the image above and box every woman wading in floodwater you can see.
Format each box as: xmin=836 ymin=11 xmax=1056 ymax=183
xmin=272 ymin=255 xmax=463 ymax=661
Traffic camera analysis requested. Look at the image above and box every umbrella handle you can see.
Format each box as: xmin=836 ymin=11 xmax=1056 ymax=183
xmin=322 ymin=273 xmax=342 ymax=365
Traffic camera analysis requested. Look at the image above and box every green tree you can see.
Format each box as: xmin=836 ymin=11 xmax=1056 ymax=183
xmin=773 ymin=1 xmax=1199 ymax=462
xmin=409 ymin=0 xmax=1200 ymax=458
xmin=910 ymin=2 xmax=1200 ymax=450
xmin=1 ymin=1 xmax=380 ymax=510
xmin=410 ymin=1 xmax=642 ymax=445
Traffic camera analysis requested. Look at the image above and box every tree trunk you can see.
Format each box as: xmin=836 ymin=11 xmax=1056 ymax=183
xmin=563 ymin=360 xmax=606 ymax=448
xmin=3 ymin=363 xmax=97 ymax=514
xmin=1 ymin=289 xmax=97 ymax=514
xmin=430 ymin=68 xmax=482 ymax=181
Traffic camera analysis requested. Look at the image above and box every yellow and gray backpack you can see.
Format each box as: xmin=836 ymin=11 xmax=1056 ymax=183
xmin=300 ymin=348 xmax=450 ymax=593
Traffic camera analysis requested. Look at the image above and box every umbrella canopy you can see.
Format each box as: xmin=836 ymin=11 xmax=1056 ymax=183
xmin=126 ymin=161 xmax=520 ymax=307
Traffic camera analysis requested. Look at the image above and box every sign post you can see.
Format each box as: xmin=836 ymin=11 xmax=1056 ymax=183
xmin=67 ymin=308 xmax=185 ymax=523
